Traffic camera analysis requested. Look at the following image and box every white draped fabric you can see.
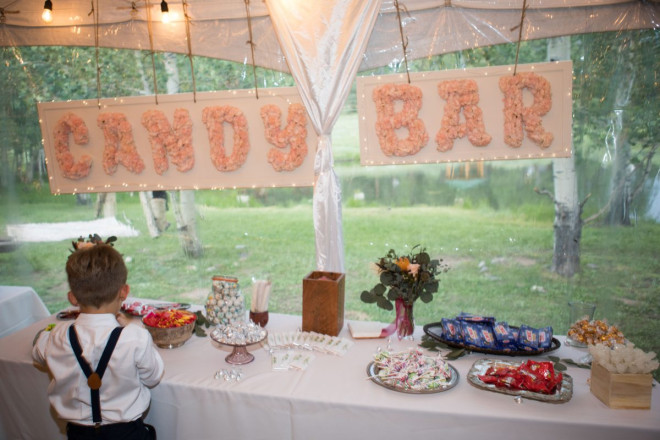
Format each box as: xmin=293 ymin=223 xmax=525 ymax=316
xmin=266 ymin=0 xmax=383 ymax=272
xmin=1 ymin=1 xmax=656 ymax=74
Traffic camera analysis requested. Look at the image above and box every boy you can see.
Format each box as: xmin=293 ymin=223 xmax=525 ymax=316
xmin=33 ymin=242 xmax=164 ymax=440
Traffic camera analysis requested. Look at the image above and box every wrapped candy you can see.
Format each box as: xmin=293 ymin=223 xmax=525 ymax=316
xmin=567 ymin=319 xmax=625 ymax=347
xmin=589 ymin=343 xmax=659 ymax=374
xmin=478 ymin=360 xmax=563 ymax=394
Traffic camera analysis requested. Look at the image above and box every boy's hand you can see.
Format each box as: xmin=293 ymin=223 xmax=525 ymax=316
xmin=116 ymin=312 xmax=132 ymax=327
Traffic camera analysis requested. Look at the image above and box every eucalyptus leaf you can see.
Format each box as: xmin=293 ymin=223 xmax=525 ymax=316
xmin=419 ymin=292 xmax=433 ymax=303
xmin=376 ymin=297 xmax=393 ymax=311
xmin=444 ymin=348 xmax=466 ymax=360
xmin=387 ymin=287 xmax=400 ymax=301
xmin=380 ymin=272 xmax=395 ymax=285
xmin=360 ymin=290 xmax=377 ymax=303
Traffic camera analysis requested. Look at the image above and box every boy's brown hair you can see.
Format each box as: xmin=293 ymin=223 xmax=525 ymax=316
xmin=66 ymin=244 xmax=127 ymax=308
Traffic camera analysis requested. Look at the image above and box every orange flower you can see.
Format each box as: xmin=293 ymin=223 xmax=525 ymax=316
xmin=395 ymin=257 xmax=410 ymax=272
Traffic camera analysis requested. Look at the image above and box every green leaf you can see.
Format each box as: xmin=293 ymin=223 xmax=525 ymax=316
xmin=424 ymin=280 xmax=439 ymax=293
xmin=387 ymin=287 xmax=400 ymax=301
xmin=360 ymin=290 xmax=377 ymax=303
xmin=419 ymin=336 xmax=467 ymax=360
xmin=376 ymin=297 xmax=393 ymax=311
xmin=417 ymin=252 xmax=430 ymax=264
xmin=373 ymin=283 xmax=386 ymax=296
xmin=380 ymin=271 xmax=395 ymax=285
xmin=562 ymin=358 xmax=592 ymax=369
xmin=419 ymin=292 xmax=433 ymax=303
xmin=444 ymin=348 xmax=466 ymax=360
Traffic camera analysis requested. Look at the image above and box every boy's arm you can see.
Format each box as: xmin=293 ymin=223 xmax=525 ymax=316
xmin=135 ymin=333 xmax=165 ymax=387
xmin=31 ymin=323 xmax=55 ymax=367
xmin=116 ymin=312 xmax=133 ymax=327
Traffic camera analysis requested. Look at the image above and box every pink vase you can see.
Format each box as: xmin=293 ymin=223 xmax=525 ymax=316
xmin=395 ymin=298 xmax=415 ymax=340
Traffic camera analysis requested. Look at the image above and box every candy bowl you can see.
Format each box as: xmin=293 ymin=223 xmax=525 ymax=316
xmin=142 ymin=309 xmax=197 ymax=349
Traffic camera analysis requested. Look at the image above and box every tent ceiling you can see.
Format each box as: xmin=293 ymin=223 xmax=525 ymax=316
xmin=1 ymin=0 xmax=658 ymax=73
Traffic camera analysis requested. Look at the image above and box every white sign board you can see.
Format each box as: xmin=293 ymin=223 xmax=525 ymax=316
xmin=357 ymin=61 xmax=573 ymax=165
xmin=38 ymin=88 xmax=317 ymax=194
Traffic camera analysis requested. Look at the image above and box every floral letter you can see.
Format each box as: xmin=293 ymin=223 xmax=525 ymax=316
xmin=260 ymin=103 xmax=308 ymax=172
xmin=373 ymin=83 xmax=429 ymax=156
xmin=435 ymin=79 xmax=492 ymax=152
xmin=141 ymin=109 xmax=195 ymax=175
xmin=53 ymin=112 xmax=92 ymax=180
xmin=97 ymin=113 xmax=145 ymax=175
xmin=202 ymin=106 xmax=250 ymax=172
xmin=499 ymin=72 xmax=554 ymax=149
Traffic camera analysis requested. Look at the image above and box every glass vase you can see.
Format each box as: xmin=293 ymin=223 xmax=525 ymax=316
xmin=394 ymin=298 xmax=415 ymax=340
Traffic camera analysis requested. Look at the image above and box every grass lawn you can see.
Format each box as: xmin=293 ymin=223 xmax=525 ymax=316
xmin=1 ymin=199 xmax=658 ymax=380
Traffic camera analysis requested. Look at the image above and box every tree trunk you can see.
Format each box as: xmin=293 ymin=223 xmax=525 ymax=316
xmin=605 ymin=39 xmax=635 ymax=226
xmin=170 ymin=190 xmax=203 ymax=257
xmin=551 ymin=159 xmax=581 ymax=276
xmin=95 ymin=193 xmax=117 ymax=218
xmin=139 ymin=191 xmax=161 ymax=237
xmin=548 ymin=36 xmax=581 ymax=277
xmin=163 ymin=52 xmax=203 ymax=257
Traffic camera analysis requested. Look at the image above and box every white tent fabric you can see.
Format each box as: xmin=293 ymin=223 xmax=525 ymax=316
xmin=1 ymin=1 xmax=657 ymax=73
xmin=267 ymin=0 xmax=383 ymax=272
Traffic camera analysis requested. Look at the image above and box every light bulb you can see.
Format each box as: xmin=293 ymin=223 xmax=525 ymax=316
xmin=42 ymin=0 xmax=53 ymax=23
xmin=160 ymin=0 xmax=170 ymax=24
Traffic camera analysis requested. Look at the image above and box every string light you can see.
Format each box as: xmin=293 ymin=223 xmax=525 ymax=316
xmin=160 ymin=0 xmax=170 ymax=23
xmin=42 ymin=0 xmax=53 ymax=23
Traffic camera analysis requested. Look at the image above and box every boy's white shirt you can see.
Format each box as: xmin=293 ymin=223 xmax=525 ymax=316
xmin=32 ymin=313 xmax=164 ymax=425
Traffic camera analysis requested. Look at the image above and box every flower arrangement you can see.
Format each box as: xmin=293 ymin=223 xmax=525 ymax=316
xmin=260 ymin=103 xmax=308 ymax=172
xmin=202 ymin=105 xmax=250 ymax=172
xmin=141 ymin=109 xmax=195 ymax=175
xmin=498 ymin=72 xmax=553 ymax=149
xmin=360 ymin=246 xmax=448 ymax=311
xmin=71 ymin=233 xmax=117 ymax=251
xmin=97 ymin=113 xmax=146 ymax=175
xmin=435 ymin=79 xmax=492 ymax=152
xmin=372 ymin=83 xmax=429 ymax=157
xmin=53 ymin=112 xmax=92 ymax=180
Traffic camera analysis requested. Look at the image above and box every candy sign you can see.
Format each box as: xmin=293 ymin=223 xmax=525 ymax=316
xmin=357 ymin=61 xmax=573 ymax=165
xmin=38 ymin=88 xmax=317 ymax=194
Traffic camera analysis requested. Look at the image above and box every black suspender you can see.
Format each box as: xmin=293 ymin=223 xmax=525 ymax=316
xmin=68 ymin=325 xmax=124 ymax=425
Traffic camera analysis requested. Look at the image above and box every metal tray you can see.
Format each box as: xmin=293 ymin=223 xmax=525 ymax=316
xmin=423 ymin=322 xmax=560 ymax=357
xmin=366 ymin=361 xmax=459 ymax=394
xmin=467 ymin=359 xmax=573 ymax=403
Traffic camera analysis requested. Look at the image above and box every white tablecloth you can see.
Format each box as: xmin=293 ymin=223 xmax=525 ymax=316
xmin=0 ymin=286 xmax=50 ymax=339
xmin=1 ymin=311 xmax=659 ymax=440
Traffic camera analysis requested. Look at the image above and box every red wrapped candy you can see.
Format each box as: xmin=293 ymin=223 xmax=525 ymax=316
xmin=478 ymin=360 xmax=562 ymax=394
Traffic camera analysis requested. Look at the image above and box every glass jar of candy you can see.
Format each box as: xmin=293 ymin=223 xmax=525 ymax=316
xmin=206 ymin=276 xmax=246 ymax=325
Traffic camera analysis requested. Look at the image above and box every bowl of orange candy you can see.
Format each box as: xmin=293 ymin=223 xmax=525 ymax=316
xmin=143 ymin=309 xmax=197 ymax=349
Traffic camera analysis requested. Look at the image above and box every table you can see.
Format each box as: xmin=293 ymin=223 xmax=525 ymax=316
xmin=1 ymin=311 xmax=659 ymax=440
xmin=0 ymin=286 xmax=50 ymax=339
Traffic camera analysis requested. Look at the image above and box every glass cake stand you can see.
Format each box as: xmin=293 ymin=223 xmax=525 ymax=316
xmin=210 ymin=328 xmax=267 ymax=365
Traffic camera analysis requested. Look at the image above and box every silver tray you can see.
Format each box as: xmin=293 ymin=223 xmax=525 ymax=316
xmin=366 ymin=362 xmax=459 ymax=394
xmin=467 ymin=359 xmax=572 ymax=403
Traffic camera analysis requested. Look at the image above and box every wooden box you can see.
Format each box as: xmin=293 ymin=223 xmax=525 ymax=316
xmin=302 ymin=271 xmax=345 ymax=336
xmin=590 ymin=362 xmax=652 ymax=409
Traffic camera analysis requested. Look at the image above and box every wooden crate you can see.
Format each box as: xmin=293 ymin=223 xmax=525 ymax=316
xmin=590 ymin=362 xmax=652 ymax=409
xmin=302 ymin=271 xmax=345 ymax=336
